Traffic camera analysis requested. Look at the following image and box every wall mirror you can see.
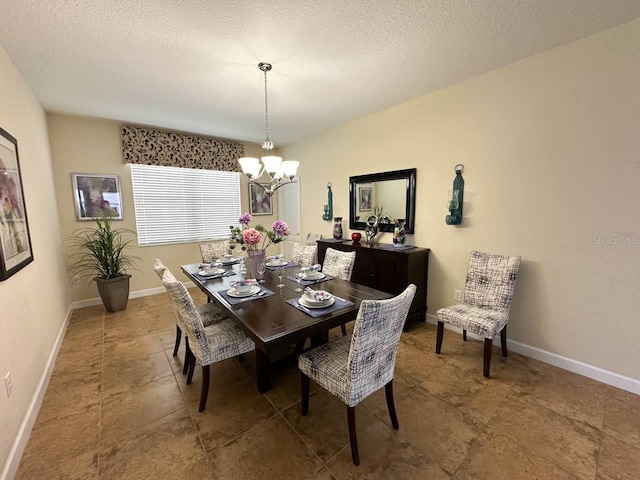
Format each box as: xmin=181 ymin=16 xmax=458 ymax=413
xmin=349 ymin=168 xmax=416 ymax=233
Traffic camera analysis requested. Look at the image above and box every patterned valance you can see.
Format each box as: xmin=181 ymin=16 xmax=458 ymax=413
xmin=122 ymin=125 xmax=243 ymax=172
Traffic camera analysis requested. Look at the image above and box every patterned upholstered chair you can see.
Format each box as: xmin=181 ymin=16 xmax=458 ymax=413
xmin=199 ymin=240 xmax=230 ymax=263
xmin=153 ymin=259 xmax=231 ymax=377
xmin=298 ymin=285 xmax=416 ymax=466
xmin=322 ymin=248 xmax=357 ymax=335
xmin=291 ymin=243 xmax=317 ymax=267
xmin=436 ymin=251 xmax=521 ymax=378
xmin=322 ymin=247 xmax=356 ymax=281
xmin=161 ymin=276 xmax=255 ymax=411
xmin=305 ymin=233 xmax=323 ymax=246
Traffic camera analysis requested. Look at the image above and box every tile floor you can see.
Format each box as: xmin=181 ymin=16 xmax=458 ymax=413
xmin=15 ymin=290 xmax=640 ymax=479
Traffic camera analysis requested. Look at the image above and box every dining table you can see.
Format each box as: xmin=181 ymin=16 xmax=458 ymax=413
xmin=181 ymin=260 xmax=392 ymax=392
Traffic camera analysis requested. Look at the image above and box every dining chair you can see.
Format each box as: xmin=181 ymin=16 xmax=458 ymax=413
xmin=153 ymin=259 xmax=230 ymax=377
xmin=435 ymin=250 xmax=521 ymax=378
xmin=199 ymin=240 xmax=230 ymax=263
xmin=305 ymin=233 xmax=323 ymax=246
xmin=322 ymin=248 xmax=357 ymax=335
xmin=322 ymin=247 xmax=356 ymax=281
xmin=161 ymin=276 xmax=255 ymax=411
xmin=298 ymin=284 xmax=416 ymax=466
xmin=291 ymin=243 xmax=317 ymax=267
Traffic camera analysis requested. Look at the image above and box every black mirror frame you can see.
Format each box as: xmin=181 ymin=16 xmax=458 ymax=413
xmin=349 ymin=168 xmax=417 ymax=234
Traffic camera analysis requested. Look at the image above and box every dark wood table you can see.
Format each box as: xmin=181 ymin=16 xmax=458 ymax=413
xmin=181 ymin=262 xmax=391 ymax=392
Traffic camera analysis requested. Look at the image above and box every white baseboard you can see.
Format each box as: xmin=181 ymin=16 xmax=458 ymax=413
xmin=425 ymin=314 xmax=640 ymax=395
xmin=70 ymin=283 xmax=196 ymax=311
xmin=1 ymin=305 xmax=74 ymax=480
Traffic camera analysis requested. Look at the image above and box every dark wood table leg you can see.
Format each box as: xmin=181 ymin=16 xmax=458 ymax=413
xmin=255 ymin=348 xmax=272 ymax=393
xmin=310 ymin=332 xmax=329 ymax=348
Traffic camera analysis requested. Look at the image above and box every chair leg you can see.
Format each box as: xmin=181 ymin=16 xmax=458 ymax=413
xmin=341 ymin=324 xmax=347 ymax=336
xmin=301 ymin=373 xmax=310 ymax=416
xmin=187 ymin=351 xmax=196 ymax=385
xmin=462 ymin=329 xmax=467 ymax=341
xmin=183 ymin=337 xmax=191 ymax=375
xmin=384 ymin=380 xmax=399 ymax=429
xmin=347 ymin=406 xmax=360 ymax=466
xmin=435 ymin=321 xmax=444 ymax=354
xmin=198 ymin=365 xmax=210 ymax=412
xmin=483 ymin=338 xmax=493 ymax=378
xmin=173 ymin=325 xmax=182 ymax=357
xmin=293 ymin=340 xmax=306 ymax=357
xmin=500 ymin=325 xmax=508 ymax=357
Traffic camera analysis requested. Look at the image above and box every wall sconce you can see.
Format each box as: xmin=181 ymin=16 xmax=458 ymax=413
xmin=322 ymin=182 xmax=333 ymax=221
xmin=446 ymin=164 xmax=464 ymax=225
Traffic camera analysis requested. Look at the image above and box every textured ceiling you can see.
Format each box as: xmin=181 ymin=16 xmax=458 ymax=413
xmin=1 ymin=0 xmax=639 ymax=146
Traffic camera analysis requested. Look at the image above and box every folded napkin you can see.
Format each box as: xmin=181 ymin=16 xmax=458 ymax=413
xmin=303 ymin=286 xmax=331 ymax=302
xmin=231 ymin=278 xmax=258 ymax=287
xmin=300 ymin=264 xmax=321 ymax=273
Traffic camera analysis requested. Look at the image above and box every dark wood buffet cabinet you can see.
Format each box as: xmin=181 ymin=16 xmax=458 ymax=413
xmin=317 ymin=240 xmax=430 ymax=327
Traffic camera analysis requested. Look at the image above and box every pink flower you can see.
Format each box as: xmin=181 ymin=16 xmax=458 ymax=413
xmin=242 ymin=228 xmax=262 ymax=246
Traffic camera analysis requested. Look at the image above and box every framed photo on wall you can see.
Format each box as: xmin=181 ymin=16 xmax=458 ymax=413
xmin=249 ymin=183 xmax=272 ymax=215
xmin=71 ymin=173 xmax=123 ymax=221
xmin=359 ymin=186 xmax=372 ymax=211
xmin=0 ymin=127 xmax=34 ymax=281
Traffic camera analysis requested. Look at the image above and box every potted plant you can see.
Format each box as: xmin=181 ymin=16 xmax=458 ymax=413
xmin=68 ymin=216 xmax=139 ymax=312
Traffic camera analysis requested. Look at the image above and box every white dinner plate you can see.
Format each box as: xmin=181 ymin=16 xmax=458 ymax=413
xmin=266 ymin=260 xmax=287 ymax=267
xmin=299 ymin=297 xmax=335 ymax=309
xmin=301 ymin=272 xmax=325 ymax=280
xmin=198 ymin=268 xmax=225 ymax=277
xmin=221 ymin=258 xmax=239 ymax=265
xmin=227 ymin=285 xmax=261 ymax=298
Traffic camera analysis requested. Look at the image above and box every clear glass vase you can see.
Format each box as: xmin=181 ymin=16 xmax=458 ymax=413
xmin=246 ymin=250 xmax=266 ymax=280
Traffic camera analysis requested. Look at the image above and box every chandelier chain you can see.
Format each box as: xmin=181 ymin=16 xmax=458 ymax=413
xmin=260 ymin=62 xmax=274 ymax=151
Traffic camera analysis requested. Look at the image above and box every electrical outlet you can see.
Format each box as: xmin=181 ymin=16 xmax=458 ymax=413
xmin=4 ymin=372 xmax=12 ymax=399
xmin=454 ymin=289 xmax=462 ymax=302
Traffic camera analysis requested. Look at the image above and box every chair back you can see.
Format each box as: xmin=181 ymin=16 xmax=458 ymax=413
xmin=153 ymin=258 xmax=177 ymax=283
xmin=291 ymin=243 xmax=318 ymax=267
xmin=305 ymin=233 xmax=323 ymax=246
xmin=464 ymin=251 xmax=521 ymax=311
xmin=200 ymin=240 xmax=230 ymax=263
xmin=322 ymin=248 xmax=356 ymax=281
xmin=162 ymin=279 xmax=208 ymax=359
xmin=347 ymin=284 xmax=416 ymax=403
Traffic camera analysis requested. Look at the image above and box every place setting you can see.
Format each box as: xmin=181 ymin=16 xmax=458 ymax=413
xmin=218 ymin=253 xmax=241 ymax=266
xmin=216 ymin=279 xmax=275 ymax=305
xmin=265 ymin=254 xmax=299 ymax=270
xmin=286 ymin=264 xmax=333 ymax=286
xmin=197 ymin=263 xmax=237 ymax=279
xmin=286 ymin=286 xmax=354 ymax=317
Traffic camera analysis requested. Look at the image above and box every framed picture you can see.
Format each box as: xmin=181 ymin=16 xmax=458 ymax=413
xmin=71 ymin=173 xmax=123 ymax=221
xmin=359 ymin=186 xmax=372 ymax=211
xmin=249 ymin=183 xmax=272 ymax=215
xmin=0 ymin=127 xmax=34 ymax=280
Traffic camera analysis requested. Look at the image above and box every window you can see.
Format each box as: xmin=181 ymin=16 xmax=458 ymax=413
xmin=130 ymin=164 xmax=241 ymax=246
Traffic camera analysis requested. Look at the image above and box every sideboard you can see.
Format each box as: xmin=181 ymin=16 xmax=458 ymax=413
xmin=317 ymin=240 xmax=430 ymax=327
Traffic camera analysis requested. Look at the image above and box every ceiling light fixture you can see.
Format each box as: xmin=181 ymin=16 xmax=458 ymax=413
xmin=238 ymin=62 xmax=299 ymax=196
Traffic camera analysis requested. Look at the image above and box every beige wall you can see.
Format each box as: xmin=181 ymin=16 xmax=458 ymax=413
xmin=47 ymin=114 xmax=275 ymax=303
xmin=0 ymin=46 xmax=70 ymax=472
xmin=283 ymin=19 xmax=640 ymax=381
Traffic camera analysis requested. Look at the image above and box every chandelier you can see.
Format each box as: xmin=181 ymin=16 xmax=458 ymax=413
xmin=238 ymin=62 xmax=299 ymax=196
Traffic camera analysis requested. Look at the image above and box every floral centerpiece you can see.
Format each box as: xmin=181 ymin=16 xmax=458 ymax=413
xmin=230 ymin=213 xmax=289 ymax=277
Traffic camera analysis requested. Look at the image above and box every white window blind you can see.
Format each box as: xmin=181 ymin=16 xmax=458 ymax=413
xmin=130 ymin=164 xmax=241 ymax=246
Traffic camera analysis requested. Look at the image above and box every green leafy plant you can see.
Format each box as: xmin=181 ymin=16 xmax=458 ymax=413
xmin=68 ymin=216 xmax=140 ymax=283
